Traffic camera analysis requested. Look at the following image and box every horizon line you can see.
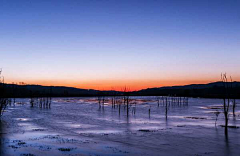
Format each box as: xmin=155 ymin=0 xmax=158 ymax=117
xmin=4 ymin=80 xmax=236 ymax=92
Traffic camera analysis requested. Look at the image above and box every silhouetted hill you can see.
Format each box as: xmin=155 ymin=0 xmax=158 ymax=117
xmin=2 ymin=81 xmax=240 ymax=98
xmin=3 ymin=84 xmax=119 ymax=98
xmin=132 ymin=81 xmax=240 ymax=98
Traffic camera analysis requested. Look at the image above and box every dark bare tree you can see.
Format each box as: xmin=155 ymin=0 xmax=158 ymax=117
xmin=30 ymin=97 xmax=35 ymax=107
xmin=221 ymin=73 xmax=231 ymax=134
xmin=232 ymin=99 xmax=236 ymax=117
xmin=0 ymin=69 xmax=9 ymax=117
xmin=165 ymin=97 xmax=169 ymax=119
xmin=156 ymin=96 xmax=160 ymax=107
xmin=97 ymin=95 xmax=102 ymax=109
xmin=123 ymin=87 xmax=130 ymax=117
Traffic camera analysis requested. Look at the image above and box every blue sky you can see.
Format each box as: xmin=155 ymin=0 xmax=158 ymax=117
xmin=1 ymin=0 xmax=240 ymax=90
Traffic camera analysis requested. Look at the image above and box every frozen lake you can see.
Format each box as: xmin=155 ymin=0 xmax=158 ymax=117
xmin=1 ymin=97 xmax=240 ymax=156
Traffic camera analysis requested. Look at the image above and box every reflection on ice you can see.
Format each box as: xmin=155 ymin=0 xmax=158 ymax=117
xmin=64 ymin=123 xmax=97 ymax=129
xmin=77 ymin=129 xmax=122 ymax=135
xmin=15 ymin=118 xmax=32 ymax=121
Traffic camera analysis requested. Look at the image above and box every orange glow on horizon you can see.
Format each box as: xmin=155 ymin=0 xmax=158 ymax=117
xmin=5 ymin=78 xmax=223 ymax=91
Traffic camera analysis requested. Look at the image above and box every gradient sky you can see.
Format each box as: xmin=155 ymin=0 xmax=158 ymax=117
xmin=1 ymin=0 xmax=240 ymax=91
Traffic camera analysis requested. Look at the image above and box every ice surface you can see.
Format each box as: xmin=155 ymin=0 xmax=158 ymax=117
xmin=1 ymin=97 xmax=240 ymax=156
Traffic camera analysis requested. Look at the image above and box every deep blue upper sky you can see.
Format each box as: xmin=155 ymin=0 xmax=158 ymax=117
xmin=1 ymin=0 xmax=240 ymax=90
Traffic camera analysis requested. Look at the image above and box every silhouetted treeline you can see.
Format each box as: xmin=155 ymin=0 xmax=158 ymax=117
xmin=1 ymin=81 xmax=240 ymax=99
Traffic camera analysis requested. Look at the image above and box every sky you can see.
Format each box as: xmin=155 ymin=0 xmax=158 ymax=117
xmin=0 ymin=0 xmax=240 ymax=91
